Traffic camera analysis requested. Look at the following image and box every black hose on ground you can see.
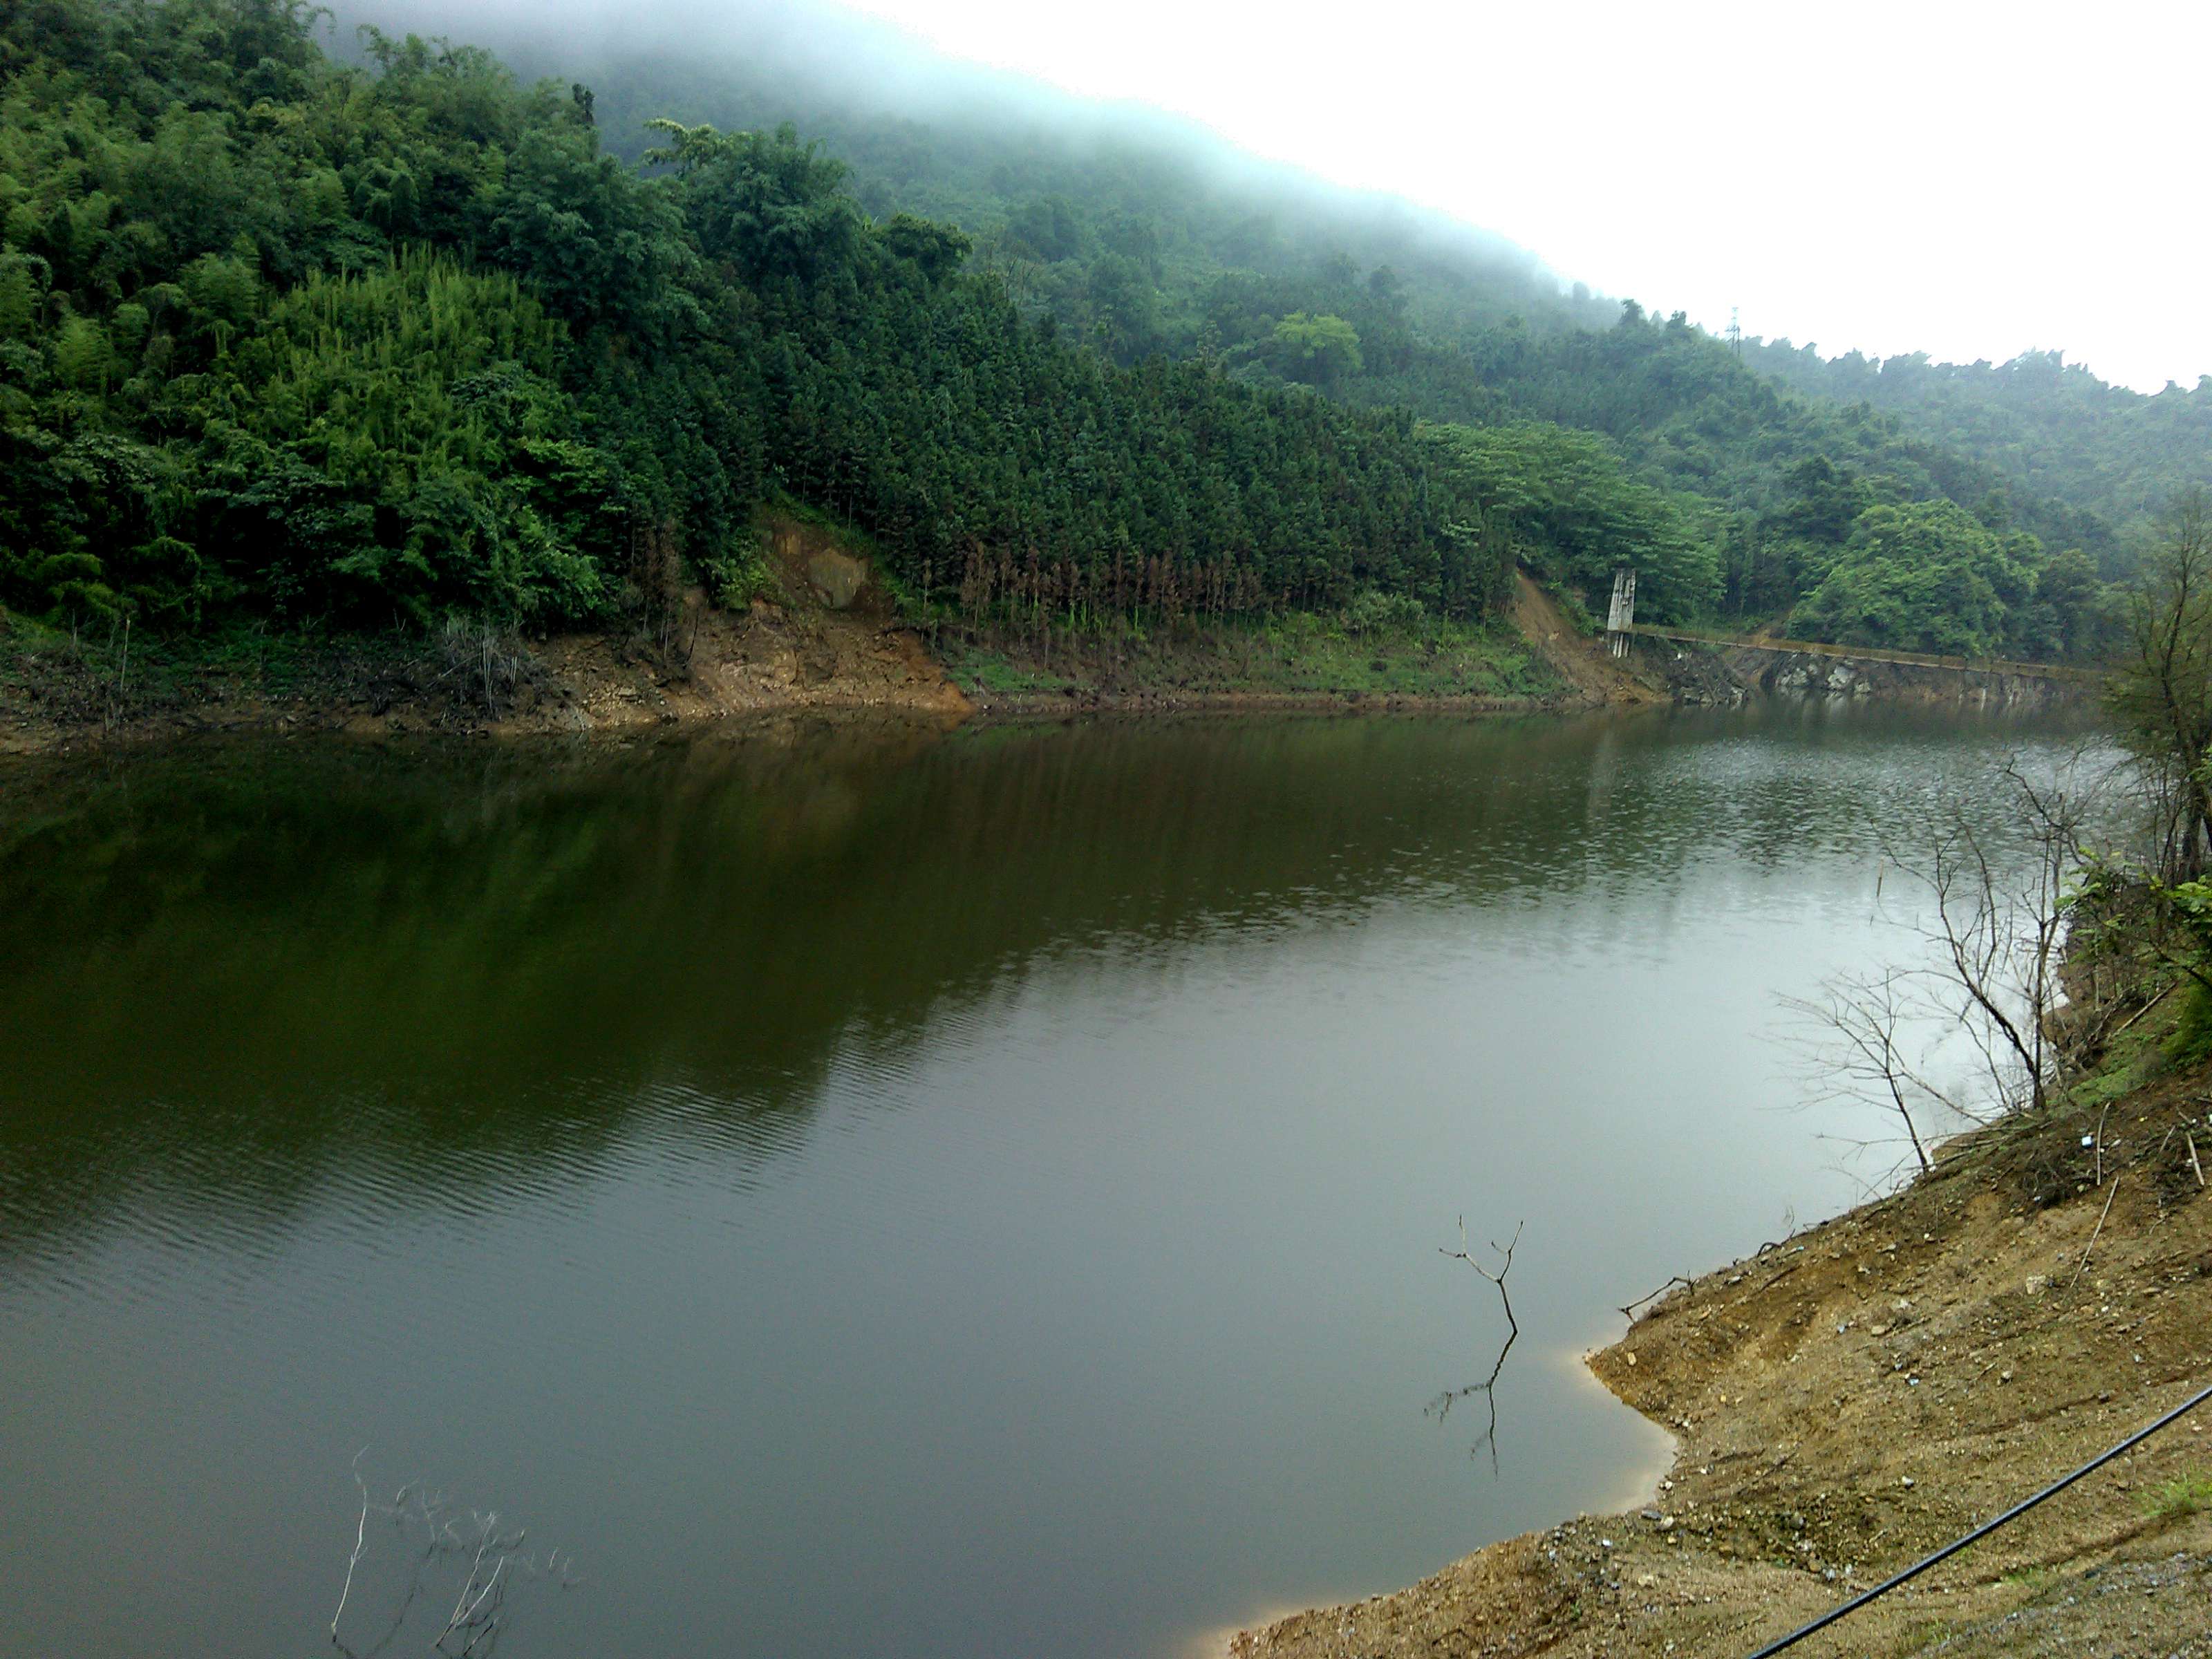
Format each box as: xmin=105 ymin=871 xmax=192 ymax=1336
xmin=1741 ymin=1377 xmax=2212 ymax=1658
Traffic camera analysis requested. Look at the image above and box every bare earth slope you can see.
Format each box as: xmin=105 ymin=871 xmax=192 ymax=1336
xmin=525 ymin=517 xmax=973 ymax=735
xmin=1235 ymin=1074 xmax=2212 ymax=1659
xmin=1505 ymin=574 xmax=1665 ymax=709
xmin=0 ymin=518 xmax=970 ymax=754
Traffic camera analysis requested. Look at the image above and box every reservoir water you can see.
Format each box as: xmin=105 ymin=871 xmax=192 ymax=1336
xmin=0 ymin=705 xmax=2093 ymax=1658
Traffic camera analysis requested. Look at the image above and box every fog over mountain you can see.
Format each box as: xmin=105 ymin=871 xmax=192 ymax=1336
xmin=335 ymin=0 xmax=2212 ymax=394
xmin=330 ymin=0 xmax=1607 ymax=334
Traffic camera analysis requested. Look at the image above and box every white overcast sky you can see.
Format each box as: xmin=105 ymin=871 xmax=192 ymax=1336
xmin=831 ymin=0 xmax=2211 ymax=392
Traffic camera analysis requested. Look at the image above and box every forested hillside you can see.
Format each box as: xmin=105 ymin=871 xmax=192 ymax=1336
xmin=1747 ymin=341 xmax=2212 ymax=561
xmin=0 ymin=0 xmax=2182 ymax=664
xmin=1 ymin=0 xmax=1755 ymax=646
xmin=364 ymin=1 xmax=2168 ymax=659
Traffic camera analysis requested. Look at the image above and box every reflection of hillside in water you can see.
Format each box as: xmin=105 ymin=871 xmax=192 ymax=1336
xmin=0 ymin=703 xmax=2088 ymax=1255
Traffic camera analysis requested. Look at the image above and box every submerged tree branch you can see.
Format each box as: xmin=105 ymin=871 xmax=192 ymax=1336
xmin=1430 ymin=1219 xmax=1525 ymax=1469
xmin=330 ymin=1447 xmax=371 ymax=1643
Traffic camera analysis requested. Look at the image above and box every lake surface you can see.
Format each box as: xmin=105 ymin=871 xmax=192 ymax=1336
xmin=0 ymin=705 xmax=2094 ymax=1659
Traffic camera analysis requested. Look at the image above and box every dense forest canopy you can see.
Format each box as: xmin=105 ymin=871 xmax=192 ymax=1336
xmin=1747 ymin=341 xmax=2212 ymax=570
xmin=344 ymin=0 xmax=2204 ymax=657
xmin=0 ymin=0 xmax=2195 ymax=660
xmin=0 ymin=0 xmax=1556 ymax=634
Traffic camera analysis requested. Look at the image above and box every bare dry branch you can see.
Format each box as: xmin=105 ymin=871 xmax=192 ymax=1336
xmin=331 ymin=1447 xmax=372 ymax=1642
xmin=2072 ymin=1176 xmax=2124 ymax=1288
xmin=1432 ymin=1219 xmax=1526 ymax=1469
xmin=1621 ymin=1275 xmax=1695 ymax=1320
xmin=330 ymin=1460 xmax=570 ymax=1659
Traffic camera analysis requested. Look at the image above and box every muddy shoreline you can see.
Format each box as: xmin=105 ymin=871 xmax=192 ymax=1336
xmin=5 ymin=572 xmax=2088 ymax=760
xmin=1233 ymin=1060 xmax=2212 ymax=1658
xmin=0 ymin=646 xmax=1584 ymax=758
xmin=1 ymin=518 xmax=2094 ymax=758
xmin=0 ymin=580 xmax=1635 ymax=759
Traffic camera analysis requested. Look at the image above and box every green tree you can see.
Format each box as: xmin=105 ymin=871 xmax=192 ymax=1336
xmin=2106 ymin=489 xmax=2212 ymax=878
xmin=1791 ymin=500 xmax=2041 ymax=656
xmin=1267 ymin=312 xmax=1362 ymax=391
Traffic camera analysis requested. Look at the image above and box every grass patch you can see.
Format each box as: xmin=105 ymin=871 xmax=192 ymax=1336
xmin=2064 ymin=973 xmax=2182 ymax=1111
xmin=0 ymin=609 xmax=469 ymax=735
xmin=1539 ymin=578 xmax=1599 ymax=637
xmin=2066 ymin=1053 xmax=2147 ymax=1117
xmin=940 ymin=641 xmax=1074 ymax=696
xmin=2165 ymin=982 xmax=2212 ymax=1068
xmin=937 ymin=610 xmax=1559 ymax=702
xmin=2143 ymin=1472 xmax=2212 ymax=1520
xmin=1897 ymin=1619 xmax=1952 ymax=1654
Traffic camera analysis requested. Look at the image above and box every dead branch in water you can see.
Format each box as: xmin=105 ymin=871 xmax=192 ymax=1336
xmin=1442 ymin=1217 xmax=1522 ymax=1340
xmin=330 ymin=1460 xmax=576 ymax=1659
xmin=1429 ymin=1219 xmax=1524 ymax=1470
xmin=331 ymin=1447 xmax=371 ymax=1640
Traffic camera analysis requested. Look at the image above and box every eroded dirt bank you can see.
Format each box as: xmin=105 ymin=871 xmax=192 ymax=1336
xmin=1235 ymin=1073 xmax=2212 ymax=1659
xmin=0 ymin=556 xmax=1668 ymax=754
xmin=14 ymin=518 xmax=2093 ymax=758
xmin=0 ymin=521 xmax=973 ymax=756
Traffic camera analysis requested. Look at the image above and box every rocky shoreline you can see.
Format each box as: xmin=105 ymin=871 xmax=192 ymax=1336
xmin=1636 ymin=636 xmax=2090 ymax=713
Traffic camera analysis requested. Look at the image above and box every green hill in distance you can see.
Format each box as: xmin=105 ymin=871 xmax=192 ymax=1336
xmin=439 ymin=0 xmax=2197 ymax=640
xmin=3 ymin=0 xmax=2196 ymax=666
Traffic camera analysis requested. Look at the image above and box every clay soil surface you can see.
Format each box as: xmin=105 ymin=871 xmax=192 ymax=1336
xmin=521 ymin=579 xmax=971 ymax=737
xmin=1504 ymin=575 xmax=1665 ymax=709
xmin=1236 ymin=1071 xmax=2212 ymax=1659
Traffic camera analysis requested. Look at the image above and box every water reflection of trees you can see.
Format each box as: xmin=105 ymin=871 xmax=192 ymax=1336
xmin=0 ymin=705 xmax=2088 ymax=1255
